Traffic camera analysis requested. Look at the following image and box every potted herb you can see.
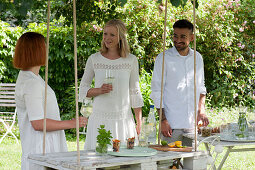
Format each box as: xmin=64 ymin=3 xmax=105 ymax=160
xmin=96 ymin=125 xmax=113 ymax=154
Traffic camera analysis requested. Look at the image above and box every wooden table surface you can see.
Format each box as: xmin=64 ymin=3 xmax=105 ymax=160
xmin=28 ymin=149 xmax=207 ymax=170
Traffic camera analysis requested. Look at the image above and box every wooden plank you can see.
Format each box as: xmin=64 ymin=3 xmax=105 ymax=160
xmin=148 ymin=145 xmax=193 ymax=152
xmin=0 ymin=91 xmax=15 ymax=95
xmin=0 ymin=83 xmax=16 ymax=87
xmin=0 ymin=87 xmax=15 ymax=91
xmin=0 ymin=103 xmax=16 ymax=107
xmin=0 ymin=112 xmax=15 ymax=115
xmin=0 ymin=99 xmax=15 ymax=103
xmin=0 ymin=95 xmax=15 ymax=99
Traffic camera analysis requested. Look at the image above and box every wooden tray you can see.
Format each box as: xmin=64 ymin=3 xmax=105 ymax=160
xmin=148 ymin=145 xmax=193 ymax=152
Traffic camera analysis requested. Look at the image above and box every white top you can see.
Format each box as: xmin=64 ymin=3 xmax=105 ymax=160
xmin=150 ymin=47 xmax=206 ymax=129
xmin=79 ymin=52 xmax=144 ymax=150
xmin=15 ymin=71 xmax=67 ymax=170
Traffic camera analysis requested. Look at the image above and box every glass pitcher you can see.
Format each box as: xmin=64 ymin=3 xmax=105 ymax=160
xmin=237 ymin=112 xmax=248 ymax=138
xmin=139 ymin=117 xmax=153 ymax=147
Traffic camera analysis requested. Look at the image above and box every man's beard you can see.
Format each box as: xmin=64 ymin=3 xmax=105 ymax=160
xmin=174 ymin=42 xmax=189 ymax=52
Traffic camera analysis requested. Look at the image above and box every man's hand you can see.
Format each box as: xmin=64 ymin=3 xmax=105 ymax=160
xmin=161 ymin=119 xmax=172 ymax=137
xmin=197 ymin=111 xmax=209 ymax=126
xmin=197 ymin=94 xmax=209 ymax=126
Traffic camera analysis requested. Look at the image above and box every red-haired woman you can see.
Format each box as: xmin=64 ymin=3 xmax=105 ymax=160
xmin=13 ymin=32 xmax=87 ymax=170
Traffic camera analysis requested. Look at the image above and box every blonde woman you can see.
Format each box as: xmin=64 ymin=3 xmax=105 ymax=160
xmin=79 ymin=19 xmax=144 ymax=150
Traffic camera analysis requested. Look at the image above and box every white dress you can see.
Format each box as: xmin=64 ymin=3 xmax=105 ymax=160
xmin=79 ymin=52 xmax=144 ymax=150
xmin=15 ymin=71 xmax=68 ymax=170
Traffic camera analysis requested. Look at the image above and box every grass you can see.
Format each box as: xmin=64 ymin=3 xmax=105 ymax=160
xmin=0 ymin=138 xmax=85 ymax=170
xmin=0 ymin=107 xmax=255 ymax=169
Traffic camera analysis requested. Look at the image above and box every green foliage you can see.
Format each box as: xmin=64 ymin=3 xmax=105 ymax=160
xmin=96 ymin=125 xmax=113 ymax=153
xmin=0 ymin=0 xmax=48 ymax=27
xmin=54 ymin=0 xmax=124 ymax=26
xmin=196 ymin=0 xmax=255 ymax=108
xmin=97 ymin=125 xmax=113 ymax=145
xmin=0 ymin=21 xmax=22 ymax=83
xmin=157 ymin=0 xmax=199 ymax=8
xmin=0 ymin=0 xmax=254 ymax=124
xmin=124 ymin=0 xmax=166 ymax=72
xmin=139 ymin=68 xmax=153 ymax=117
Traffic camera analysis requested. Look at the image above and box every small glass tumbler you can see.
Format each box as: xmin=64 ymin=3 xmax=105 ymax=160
xmin=112 ymin=139 xmax=121 ymax=152
xmin=201 ymin=127 xmax=212 ymax=137
xmin=127 ymin=137 xmax=135 ymax=149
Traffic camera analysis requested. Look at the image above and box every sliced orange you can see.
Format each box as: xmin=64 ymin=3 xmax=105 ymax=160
xmin=112 ymin=139 xmax=120 ymax=142
xmin=168 ymin=142 xmax=175 ymax=148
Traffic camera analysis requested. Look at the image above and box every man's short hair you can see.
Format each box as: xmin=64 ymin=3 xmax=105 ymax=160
xmin=13 ymin=32 xmax=46 ymax=70
xmin=173 ymin=19 xmax=194 ymax=33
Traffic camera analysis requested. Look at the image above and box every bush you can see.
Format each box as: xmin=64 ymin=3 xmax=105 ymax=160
xmin=1 ymin=0 xmax=254 ymax=124
xmin=196 ymin=0 xmax=255 ymax=107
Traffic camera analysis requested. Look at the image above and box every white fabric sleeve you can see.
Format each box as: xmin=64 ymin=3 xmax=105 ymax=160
xmin=79 ymin=56 xmax=95 ymax=102
xmin=197 ymin=53 xmax=207 ymax=95
xmin=129 ymin=55 xmax=144 ymax=108
xmin=23 ymin=79 xmax=44 ymax=121
xmin=150 ymin=53 xmax=165 ymax=109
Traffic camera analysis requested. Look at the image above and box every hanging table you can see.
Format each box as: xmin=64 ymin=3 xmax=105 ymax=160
xmin=28 ymin=148 xmax=207 ymax=170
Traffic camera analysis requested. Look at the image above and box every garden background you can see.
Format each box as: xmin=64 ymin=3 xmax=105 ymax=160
xmin=0 ymin=0 xmax=255 ymax=169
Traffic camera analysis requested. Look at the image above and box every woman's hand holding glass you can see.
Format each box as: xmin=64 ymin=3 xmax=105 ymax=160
xmin=101 ymin=69 xmax=114 ymax=95
xmin=100 ymin=83 xmax=113 ymax=94
xmin=78 ymin=117 xmax=88 ymax=127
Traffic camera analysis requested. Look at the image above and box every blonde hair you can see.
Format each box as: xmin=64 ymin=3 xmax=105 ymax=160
xmin=100 ymin=19 xmax=130 ymax=58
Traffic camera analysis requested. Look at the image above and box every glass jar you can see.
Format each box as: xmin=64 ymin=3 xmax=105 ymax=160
xmin=96 ymin=143 xmax=108 ymax=155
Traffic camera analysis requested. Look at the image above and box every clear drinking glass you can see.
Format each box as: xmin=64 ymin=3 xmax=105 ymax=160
xmin=104 ymin=69 xmax=115 ymax=96
xmin=104 ymin=69 xmax=115 ymax=85
xmin=80 ymin=98 xmax=93 ymax=118
xmin=80 ymin=98 xmax=93 ymax=134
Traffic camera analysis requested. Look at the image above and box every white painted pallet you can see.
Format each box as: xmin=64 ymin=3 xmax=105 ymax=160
xmin=29 ymin=150 xmax=207 ymax=170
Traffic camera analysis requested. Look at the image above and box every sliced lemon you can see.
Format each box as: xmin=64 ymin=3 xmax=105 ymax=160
xmin=175 ymin=141 xmax=182 ymax=147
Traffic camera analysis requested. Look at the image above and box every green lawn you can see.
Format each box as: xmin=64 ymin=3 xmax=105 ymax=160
xmin=0 ymin=138 xmax=85 ymax=170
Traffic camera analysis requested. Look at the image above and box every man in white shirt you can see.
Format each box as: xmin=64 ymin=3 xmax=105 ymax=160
xmin=150 ymin=19 xmax=209 ymax=146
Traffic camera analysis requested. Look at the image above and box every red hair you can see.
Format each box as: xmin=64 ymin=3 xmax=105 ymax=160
xmin=13 ymin=32 xmax=46 ymax=70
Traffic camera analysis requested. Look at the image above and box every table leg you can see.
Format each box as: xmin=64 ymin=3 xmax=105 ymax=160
xmin=183 ymin=155 xmax=207 ymax=170
xmin=204 ymin=143 xmax=216 ymax=170
xmin=217 ymin=146 xmax=233 ymax=170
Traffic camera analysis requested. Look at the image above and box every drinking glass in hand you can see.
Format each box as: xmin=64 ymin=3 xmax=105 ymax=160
xmin=80 ymin=98 xmax=93 ymax=118
xmin=104 ymin=69 xmax=115 ymax=94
